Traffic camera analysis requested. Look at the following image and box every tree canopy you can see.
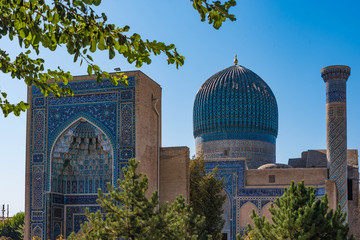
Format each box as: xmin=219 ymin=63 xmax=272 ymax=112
xmin=190 ymin=155 xmax=226 ymax=240
xmin=69 ymin=158 xmax=204 ymax=240
xmin=239 ymin=181 xmax=354 ymax=240
xmin=0 ymin=212 xmax=24 ymax=240
xmin=0 ymin=0 xmax=236 ymax=117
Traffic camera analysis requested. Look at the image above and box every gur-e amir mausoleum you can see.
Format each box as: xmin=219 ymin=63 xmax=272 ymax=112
xmin=25 ymin=60 xmax=360 ymax=239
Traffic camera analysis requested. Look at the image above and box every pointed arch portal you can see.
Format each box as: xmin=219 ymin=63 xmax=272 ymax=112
xmin=50 ymin=118 xmax=113 ymax=194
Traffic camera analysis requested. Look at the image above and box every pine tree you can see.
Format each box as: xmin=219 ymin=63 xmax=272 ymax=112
xmin=69 ymin=158 xmax=204 ymax=240
xmin=238 ymin=181 xmax=355 ymax=240
xmin=190 ymin=155 xmax=226 ymax=240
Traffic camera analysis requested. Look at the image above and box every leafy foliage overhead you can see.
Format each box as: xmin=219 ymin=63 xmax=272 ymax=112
xmin=191 ymin=0 xmax=236 ymax=29
xmin=0 ymin=0 xmax=236 ymax=117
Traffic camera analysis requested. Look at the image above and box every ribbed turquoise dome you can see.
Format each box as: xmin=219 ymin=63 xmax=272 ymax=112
xmin=193 ymin=64 xmax=278 ymax=141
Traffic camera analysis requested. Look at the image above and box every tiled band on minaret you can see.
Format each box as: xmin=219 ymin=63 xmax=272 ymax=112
xmin=321 ymin=65 xmax=351 ymax=218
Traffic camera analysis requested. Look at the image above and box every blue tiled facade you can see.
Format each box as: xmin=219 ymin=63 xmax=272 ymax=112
xmin=205 ymin=160 xmax=326 ymax=239
xmin=27 ymin=77 xmax=136 ymax=239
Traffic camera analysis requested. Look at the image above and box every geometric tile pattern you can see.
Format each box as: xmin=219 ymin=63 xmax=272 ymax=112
xmin=322 ymin=65 xmax=350 ymax=218
xmin=33 ymin=110 xmax=45 ymax=151
xmin=327 ymin=103 xmax=348 ymax=215
xmin=28 ymin=77 xmax=136 ymax=239
xmin=32 ymin=166 xmax=44 ymax=209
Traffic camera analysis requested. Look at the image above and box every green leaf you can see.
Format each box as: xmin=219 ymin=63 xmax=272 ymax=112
xmin=90 ymin=39 xmax=97 ymax=53
xmin=87 ymin=65 xmax=92 ymax=75
xmin=109 ymin=48 xmax=115 ymax=59
xmin=98 ymin=36 xmax=106 ymax=50
xmin=93 ymin=0 xmax=101 ymax=6
xmin=86 ymin=54 xmax=93 ymax=61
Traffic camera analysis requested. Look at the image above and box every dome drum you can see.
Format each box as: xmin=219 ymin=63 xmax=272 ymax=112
xmin=196 ymin=138 xmax=275 ymax=169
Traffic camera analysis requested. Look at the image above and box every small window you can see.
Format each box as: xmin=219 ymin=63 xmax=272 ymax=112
xmin=223 ymin=149 xmax=230 ymax=157
xmin=269 ymin=175 xmax=275 ymax=183
xmin=222 ymin=233 xmax=228 ymax=240
xmin=348 ymin=179 xmax=353 ymax=200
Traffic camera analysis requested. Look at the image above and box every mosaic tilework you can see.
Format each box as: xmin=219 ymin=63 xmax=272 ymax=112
xmin=199 ymin=139 xmax=275 ymax=169
xmin=48 ymin=103 xmax=117 ymax=138
xmin=64 ymin=195 xmax=99 ymax=205
xmin=33 ymin=110 xmax=45 ymax=151
xmin=48 ymin=93 xmax=117 ymax=105
xmin=31 ymin=78 xmax=135 ymax=95
xmin=32 ymin=166 xmax=44 ymax=209
xmin=326 ymin=81 xmax=347 ymax=103
xmin=120 ymin=104 xmax=133 ymax=146
xmin=28 ymin=76 xmax=136 ymax=239
xmin=33 ymin=154 xmax=44 ymax=163
xmin=31 ymin=211 xmax=43 ymax=222
xmin=193 ymin=65 xmax=278 ymax=139
xmin=33 ymin=97 xmax=45 ymax=107
xmin=322 ymin=65 xmax=350 ymax=218
xmin=327 ymin=102 xmax=348 ymax=216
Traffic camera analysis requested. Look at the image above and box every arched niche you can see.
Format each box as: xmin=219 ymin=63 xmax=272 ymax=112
xmin=32 ymin=226 xmax=42 ymax=239
xmin=222 ymin=191 xmax=231 ymax=240
xmin=239 ymin=201 xmax=257 ymax=228
xmin=261 ymin=202 xmax=273 ymax=224
xmin=50 ymin=119 xmax=113 ymax=194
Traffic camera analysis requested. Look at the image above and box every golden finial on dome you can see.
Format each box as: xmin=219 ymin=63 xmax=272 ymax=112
xmin=234 ymin=54 xmax=238 ymax=65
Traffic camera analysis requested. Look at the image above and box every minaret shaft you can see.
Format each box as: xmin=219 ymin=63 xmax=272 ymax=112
xmin=321 ymin=65 xmax=350 ymax=219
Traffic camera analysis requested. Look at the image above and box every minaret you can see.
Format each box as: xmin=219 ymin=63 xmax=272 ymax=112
xmin=321 ymin=65 xmax=351 ymax=218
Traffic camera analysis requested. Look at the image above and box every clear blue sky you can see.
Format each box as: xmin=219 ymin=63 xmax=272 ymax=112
xmin=0 ymin=0 xmax=359 ymax=215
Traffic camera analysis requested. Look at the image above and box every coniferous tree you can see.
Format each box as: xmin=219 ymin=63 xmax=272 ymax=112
xmin=69 ymin=158 xmax=203 ymax=240
xmin=238 ymin=181 xmax=355 ymax=240
xmin=190 ymin=155 xmax=226 ymax=240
